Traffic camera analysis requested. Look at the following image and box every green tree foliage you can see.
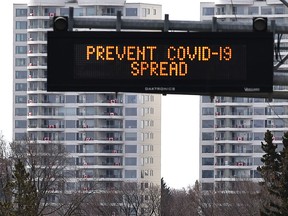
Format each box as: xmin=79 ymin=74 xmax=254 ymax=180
xmin=257 ymin=130 xmax=288 ymax=215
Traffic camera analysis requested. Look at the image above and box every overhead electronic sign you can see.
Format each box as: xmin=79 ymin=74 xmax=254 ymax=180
xmin=47 ymin=31 xmax=273 ymax=94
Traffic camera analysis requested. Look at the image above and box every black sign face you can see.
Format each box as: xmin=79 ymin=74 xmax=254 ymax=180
xmin=47 ymin=31 xmax=273 ymax=94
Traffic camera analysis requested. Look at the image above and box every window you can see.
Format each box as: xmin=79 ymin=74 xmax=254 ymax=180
xmin=16 ymin=9 xmax=27 ymax=17
xmin=125 ymin=120 xmax=137 ymax=128
xmin=16 ymin=21 xmax=27 ymax=29
xmin=15 ymin=95 xmax=27 ymax=103
xmin=261 ymin=6 xmax=272 ymax=15
xmin=202 ymin=120 xmax=214 ymax=128
xmin=125 ymin=95 xmax=137 ymax=103
xmin=15 ymin=83 xmax=27 ymax=91
xmin=125 ymin=108 xmax=137 ymax=116
xmin=66 ymin=133 xmax=76 ymax=141
xmin=202 ymin=7 xmax=214 ymax=16
xmin=15 ymin=58 xmax=27 ymax=66
xmin=16 ymin=46 xmax=27 ymax=54
xmin=15 ymin=133 xmax=26 ymax=141
xmin=253 ymin=145 xmax=263 ymax=153
xmin=15 ymin=108 xmax=27 ymax=116
xmin=254 ymin=157 xmax=262 ymax=166
xmin=74 ymin=8 xmax=84 ymax=16
xmin=87 ymin=7 xmax=96 ymax=16
xmin=248 ymin=7 xmax=258 ymax=15
xmin=254 ymin=132 xmax=264 ymax=140
xmin=125 ymin=157 xmax=137 ymax=165
xmin=253 ymin=120 xmax=264 ymax=128
xmin=202 ymin=158 xmax=214 ymax=165
xmin=125 ymin=170 xmax=137 ymax=178
xmin=202 ymin=145 xmax=214 ymax=153
xmin=126 ymin=8 xmax=137 ymax=16
xmin=15 ymin=120 xmax=27 ymax=128
xmin=233 ymin=6 xmax=245 ymax=15
xmin=15 ymin=71 xmax=27 ymax=79
xmin=275 ymin=6 xmax=284 ymax=14
xmin=202 ymin=183 xmax=214 ymax=190
xmin=65 ymin=145 xmax=75 ymax=153
xmin=202 ymin=96 xmax=212 ymax=103
xmin=60 ymin=8 xmax=69 ymax=16
xmin=65 ymin=95 xmax=76 ymax=103
xmin=202 ymin=132 xmax=214 ymax=141
xmin=125 ymin=145 xmax=137 ymax=153
xmin=202 ymin=170 xmax=214 ymax=178
xmin=16 ymin=33 xmax=27 ymax=41
xmin=125 ymin=132 xmax=137 ymax=141
xmin=153 ymin=9 xmax=156 ymax=15
xmin=254 ymin=107 xmax=264 ymax=115
xmin=202 ymin=107 xmax=214 ymax=115
xmin=66 ymin=120 xmax=76 ymax=128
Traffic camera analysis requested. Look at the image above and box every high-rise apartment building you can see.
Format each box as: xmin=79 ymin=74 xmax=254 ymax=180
xmin=199 ymin=0 xmax=288 ymax=191
xmin=13 ymin=0 xmax=162 ymax=197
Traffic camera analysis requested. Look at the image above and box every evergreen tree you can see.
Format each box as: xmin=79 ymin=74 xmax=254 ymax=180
xmin=257 ymin=130 xmax=288 ymax=215
xmin=161 ymin=177 xmax=172 ymax=216
xmin=8 ymin=159 xmax=38 ymax=215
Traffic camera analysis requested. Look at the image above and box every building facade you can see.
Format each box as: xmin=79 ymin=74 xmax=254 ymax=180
xmin=13 ymin=0 xmax=162 ymax=198
xmin=200 ymin=0 xmax=288 ymax=191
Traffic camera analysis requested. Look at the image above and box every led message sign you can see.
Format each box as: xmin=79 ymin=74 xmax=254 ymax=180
xmin=47 ymin=31 xmax=273 ymax=94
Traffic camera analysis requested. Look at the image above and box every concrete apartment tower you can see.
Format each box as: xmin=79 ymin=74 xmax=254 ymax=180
xmin=199 ymin=0 xmax=288 ymax=191
xmin=13 ymin=0 xmax=162 ymax=199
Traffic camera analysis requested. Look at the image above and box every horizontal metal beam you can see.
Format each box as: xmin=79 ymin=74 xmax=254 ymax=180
xmin=72 ymin=16 xmax=288 ymax=33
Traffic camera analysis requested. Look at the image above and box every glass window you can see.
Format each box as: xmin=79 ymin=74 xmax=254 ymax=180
xmin=253 ymin=120 xmax=264 ymax=128
xmin=15 ymin=95 xmax=27 ymax=103
xmin=15 ymin=133 xmax=26 ymax=141
xmin=254 ymin=157 xmax=262 ymax=166
xmin=275 ymin=6 xmax=284 ymax=14
xmin=261 ymin=6 xmax=272 ymax=15
xmin=125 ymin=157 xmax=137 ymax=165
xmin=16 ymin=9 xmax=27 ymax=17
xmin=202 ymin=7 xmax=214 ymax=16
xmin=65 ymin=108 xmax=76 ymax=116
xmin=202 ymin=96 xmax=212 ymax=103
xmin=202 ymin=158 xmax=214 ymax=165
xmin=125 ymin=132 xmax=137 ymax=141
xmin=125 ymin=95 xmax=137 ymax=103
xmin=15 ymin=120 xmax=27 ymax=128
xmin=202 ymin=107 xmax=214 ymax=115
xmin=60 ymin=8 xmax=69 ymax=16
xmin=253 ymin=145 xmax=263 ymax=153
xmin=125 ymin=120 xmax=137 ymax=128
xmin=202 ymin=145 xmax=214 ymax=153
xmin=15 ymin=108 xmax=27 ymax=116
xmin=202 ymin=170 xmax=214 ymax=178
xmin=65 ymin=145 xmax=75 ymax=153
xmin=74 ymin=8 xmax=84 ymax=16
xmin=15 ymin=58 xmax=27 ymax=66
xmin=202 ymin=183 xmax=214 ymax=190
xmin=202 ymin=120 xmax=214 ymax=128
xmin=15 ymin=83 xmax=27 ymax=91
xmin=254 ymin=107 xmax=264 ymax=115
xmin=233 ymin=6 xmax=245 ymax=15
xmin=248 ymin=7 xmax=258 ymax=15
xmin=16 ymin=46 xmax=27 ymax=54
xmin=254 ymin=132 xmax=264 ymax=141
xmin=66 ymin=120 xmax=76 ymax=128
xmin=16 ymin=33 xmax=27 ymax=41
xmin=15 ymin=71 xmax=27 ymax=79
xmin=65 ymin=95 xmax=76 ymax=103
xmin=125 ymin=170 xmax=137 ymax=178
xmin=126 ymin=8 xmax=137 ymax=16
xmin=202 ymin=132 xmax=214 ymax=141
xmin=87 ymin=7 xmax=96 ymax=16
xmin=16 ymin=21 xmax=27 ymax=29
xmin=125 ymin=108 xmax=137 ymax=116
xmin=125 ymin=145 xmax=137 ymax=153
xmin=66 ymin=133 xmax=75 ymax=141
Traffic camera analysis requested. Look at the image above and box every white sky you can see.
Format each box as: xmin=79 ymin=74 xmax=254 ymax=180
xmin=0 ymin=0 xmax=202 ymax=189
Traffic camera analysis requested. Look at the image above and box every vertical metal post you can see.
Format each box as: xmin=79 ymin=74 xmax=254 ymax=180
xmin=68 ymin=7 xmax=74 ymax=31
xmin=116 ymin=11 xmax=122 ymax=32
xmin=164 ymin=14 xmax=169 ymax=32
